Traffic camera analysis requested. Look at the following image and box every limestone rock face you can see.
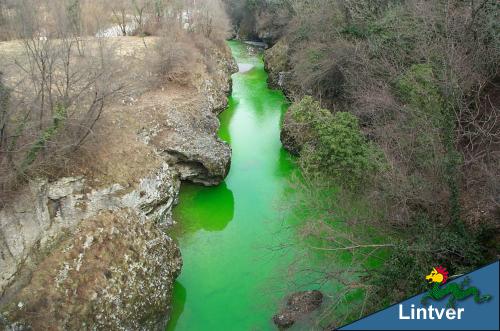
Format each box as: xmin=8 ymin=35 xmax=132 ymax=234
xmin=123 ymin=163 xmax=181 ymax=224
xmin=148 ymin=48 xmax=236 ymax=187
xmin=161 ymin=143 xmax=231 ymax=186
xmin=0 ymin=163 xmax=179 ymax=303
xmin=273 ymin=290 xmax=323 ymax=329
xmin=1 ymin=210 xmax=182 ymax=330
xmin=264 ymin=41 xmax=305 ymax=157
xmin=144 ymin=93 xmax=232 ymax=186
xmin=0 ymin=40 xmax=236 ymax=331
xmin=200 ymin=48 xmax=238 ymax=114
xmin=264 ymin=40 xmax=297 ymax=100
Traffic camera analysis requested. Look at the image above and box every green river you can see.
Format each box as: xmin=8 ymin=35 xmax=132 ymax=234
xmin=166 ymin=41 xmax=371 ymax=331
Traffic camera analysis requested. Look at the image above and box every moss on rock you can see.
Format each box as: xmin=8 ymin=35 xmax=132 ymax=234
xmin=1 ymin=209 xmax=182 ymax=330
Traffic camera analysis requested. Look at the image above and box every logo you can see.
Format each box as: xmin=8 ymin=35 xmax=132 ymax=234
xmin=421 ymin=265 xmax=492 ymax=308
xmin=399 ymin=265 xmax=494 ymax=321
xmin=345 ymin=261 xmax=499 ymax=329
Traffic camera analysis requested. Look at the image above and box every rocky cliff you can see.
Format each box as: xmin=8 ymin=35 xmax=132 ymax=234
xmin=0 ymin=40 xmax=237 ymax=330
xmin=263 ymin=39 xmax=299 ymax=103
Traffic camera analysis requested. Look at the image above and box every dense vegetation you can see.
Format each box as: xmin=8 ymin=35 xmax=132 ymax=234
xmin=286 ymin=96 xmax=384 ymax=189
xmin=227 ymin=0 xmax=499 ymax=327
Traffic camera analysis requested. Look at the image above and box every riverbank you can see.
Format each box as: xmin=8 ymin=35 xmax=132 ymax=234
xmin=228 ymin=2 xmax=499 ymax=327
xmin=0 ymin=36 xmax=237 ymax=329
xmin=166 ymin=40 xmax=299 ymax=331
xmin=164 ymin=40 xmax=384 ymax=331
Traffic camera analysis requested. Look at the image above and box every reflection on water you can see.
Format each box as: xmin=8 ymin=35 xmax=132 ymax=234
xmin=217 ymin=97 xmax=237 ymax=144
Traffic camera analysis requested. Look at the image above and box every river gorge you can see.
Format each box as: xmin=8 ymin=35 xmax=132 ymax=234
xmin=167 ymin=40 xmax=300 ymax=330
xmin=165 ymin=40 xmax=376 ymax=331
xmin=0 ymin=38 xmax=382 ymax=331
xmin=1 ymin=1 xmax=497 ymax=330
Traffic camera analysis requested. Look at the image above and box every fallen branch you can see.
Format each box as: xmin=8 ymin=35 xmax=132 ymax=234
xmin=307 ymin=243 xmax=395 ymax=251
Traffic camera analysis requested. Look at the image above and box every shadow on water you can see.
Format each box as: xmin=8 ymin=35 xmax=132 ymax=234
xmin=172 ymin=181 xmax=235 ymax=234
xmin=166 ymin=282 xmax=186 ymax=331
xmin=218 ymin=97 xmax=237 ymax=144
xmin=276 ymin=145 xmax=295 ymax=174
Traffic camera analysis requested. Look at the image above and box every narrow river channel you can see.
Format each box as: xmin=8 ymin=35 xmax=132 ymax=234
xmin=166 ymin=41 xmax=306 ymax=330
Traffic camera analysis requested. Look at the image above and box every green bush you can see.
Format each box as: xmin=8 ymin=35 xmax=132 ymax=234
xmin=341 ymin=25 xmax=369 ymax=39
xmin=396 ymin=64 xmax=444 ymax=120
xmin=394 ymin=64 xmax=450 ymax=174
xmin=291 ymin=96 xmax=384 ymax=188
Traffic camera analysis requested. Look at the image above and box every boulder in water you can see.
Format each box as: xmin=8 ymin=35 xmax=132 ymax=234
xmin=273 ymin=290 xmax=323 ymax=329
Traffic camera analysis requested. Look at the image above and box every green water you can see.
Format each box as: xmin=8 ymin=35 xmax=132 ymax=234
xmin=166 ymin=41 xmax=305 ymax=331
xmin=165 ymin=41 xmax=388 ymax=331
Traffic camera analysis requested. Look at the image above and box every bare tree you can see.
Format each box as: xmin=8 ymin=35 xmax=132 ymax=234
xmin=131 ymin=0 xmax=151 ymax=35
xmin=109 ymin=0 xmax=129 ymax=36
xmin=0 ymin=0 xmax=124 ymax=190
xmin=194 ymin=0 xmax=230 ymax=40
xmin=0 ymin=71 xmax=9 ymax=146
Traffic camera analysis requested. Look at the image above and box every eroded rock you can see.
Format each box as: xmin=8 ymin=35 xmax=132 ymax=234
xmin=0 ymin=39 xmax=236 ymax=330
xmin=264 ymin=40 xmax=298 ymax=100
xmin=138 ymin=46 xmax=236 ymax=187
xmin=0 ymin=162 xmax=180 ymax=304
xmin=0 ymin=210 xmax=182 ymax=330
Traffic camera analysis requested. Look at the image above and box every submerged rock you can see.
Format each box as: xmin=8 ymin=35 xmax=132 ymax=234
xmin=273 ymin=290 xmax=323 ymax=329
